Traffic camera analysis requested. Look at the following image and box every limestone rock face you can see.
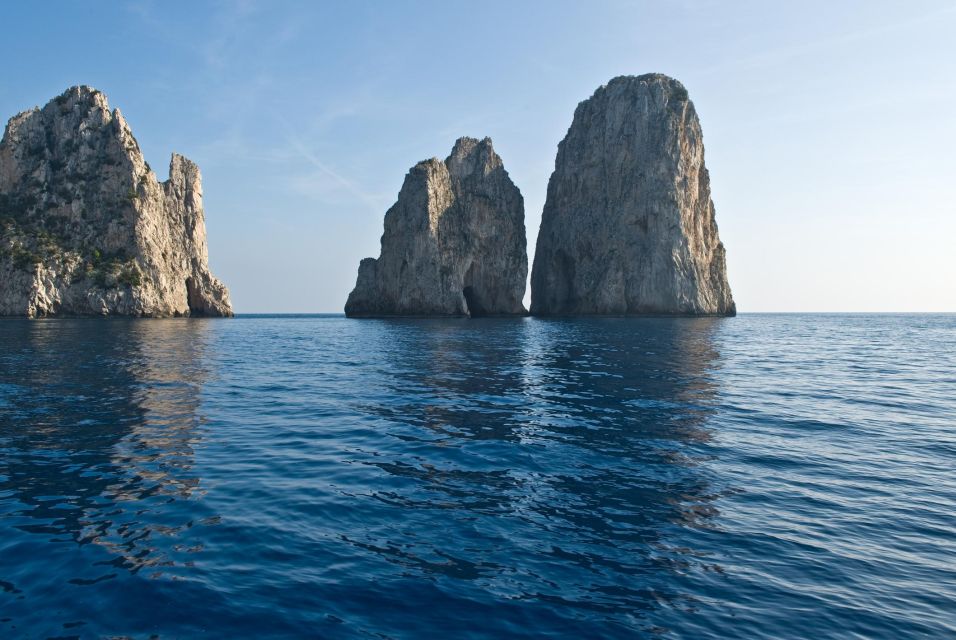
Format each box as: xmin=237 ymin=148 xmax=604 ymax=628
xmin=530 ymin=74 xmax=735 ymax=316
xmin=0 ymin=86 xmax=232 ymax=317
xmin=345 ymin=137 xmax=527 ymax=317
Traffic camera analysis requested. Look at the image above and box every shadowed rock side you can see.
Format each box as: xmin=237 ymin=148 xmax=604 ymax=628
xmin=0 ymin=86 xmax=232 ymax=317
xmin=346 ymin=137 xmax=527 ymax=317
xmin=530 ymin=74 xmax=735 ymax=316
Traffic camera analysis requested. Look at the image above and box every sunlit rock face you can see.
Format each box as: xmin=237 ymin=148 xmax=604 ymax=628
xmin=530 ymin=74 xmax=735 ymax=316
xmin=0 ymin=86 xmax=232 ymax=317
xmin=345 ymin=136 xmax=527 ymax=317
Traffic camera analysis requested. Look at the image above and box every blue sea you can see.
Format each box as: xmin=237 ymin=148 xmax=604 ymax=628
xmin=0 ymin=314 xmax=953 ymax=639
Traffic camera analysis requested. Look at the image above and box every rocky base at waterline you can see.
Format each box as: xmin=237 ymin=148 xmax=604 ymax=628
xmin=0 ymin=86 xmax=232 ymax=317
xmin=530 ymin=74 xmax=735 ymax=317
xmin=345 ymin=137 xmax=527 ymax=318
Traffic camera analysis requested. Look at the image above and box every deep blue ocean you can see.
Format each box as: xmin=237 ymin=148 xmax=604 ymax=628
xmin=0 ymin=314 xmax=953 ymax=639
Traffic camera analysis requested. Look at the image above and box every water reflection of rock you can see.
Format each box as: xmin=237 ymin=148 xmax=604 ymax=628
xmin=358 ymin=318 xmax=533 ymax=439
xmin=0 ymin=319 xmax=212 ymax=583
xmin=351 ymin=317 xmax=729 ymax=633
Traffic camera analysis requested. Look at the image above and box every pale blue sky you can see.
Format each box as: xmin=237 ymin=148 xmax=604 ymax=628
xmin=2 ymin=1 xmax=954 ymax=312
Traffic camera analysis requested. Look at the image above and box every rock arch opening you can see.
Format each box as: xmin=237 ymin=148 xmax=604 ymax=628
xmin=462 ymin=285 xmax=487 ymax=317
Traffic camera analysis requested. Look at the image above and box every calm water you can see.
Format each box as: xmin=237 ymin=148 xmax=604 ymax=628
xmin=0 ymin=315 xmax=953 ymax=639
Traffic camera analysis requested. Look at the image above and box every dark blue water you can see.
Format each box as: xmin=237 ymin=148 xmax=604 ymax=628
xmin=0 ymin=315 xmax=953 ymax=639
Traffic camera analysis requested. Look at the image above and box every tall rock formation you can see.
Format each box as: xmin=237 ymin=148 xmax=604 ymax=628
xmin=0 ymin=86 xmax=232 ymax=317
xmin=345 ymin=137 xmax=527 ymax=317
xmin=530 ymin=74 xmax=735 ymax=316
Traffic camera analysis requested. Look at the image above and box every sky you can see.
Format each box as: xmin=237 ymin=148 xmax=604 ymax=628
xmin=1 ymin=0 xmax=954 ymax=312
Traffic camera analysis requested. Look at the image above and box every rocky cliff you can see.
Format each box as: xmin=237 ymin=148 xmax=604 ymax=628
xmin=0 ymin=86 xmax=232 ymax=317
xmin=530 ymin=74 xmax=735 ymax=316
xmin=345 ymin=137 xmax=527 ymax=317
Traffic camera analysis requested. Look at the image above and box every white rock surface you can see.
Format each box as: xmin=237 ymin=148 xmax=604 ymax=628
xmin=530 ymin=74 xmax=735 ymax=316
xmin=346 ymin=137 xmax=527 ymax=317
xmin=0 ymin=86 xmax=232 ymax=317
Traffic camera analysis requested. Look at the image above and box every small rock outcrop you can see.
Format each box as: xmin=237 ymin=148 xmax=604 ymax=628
xmin=0 ymin=86 xmax=232 ymax=317
xmin=345 ymin=137 xmax=527 ymax=317
xmin=530 ymin=74 xmax=735 ymax=316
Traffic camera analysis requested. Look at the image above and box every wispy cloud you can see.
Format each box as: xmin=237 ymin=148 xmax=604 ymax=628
xmin=277 ymin=115 xmax=388 ymax=215
xmin=702 ymin=3 xmax=956 ymax=75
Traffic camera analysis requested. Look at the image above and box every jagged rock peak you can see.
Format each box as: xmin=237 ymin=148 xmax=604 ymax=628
xmin=446 ymin=136 xmax=498 ymax=174
xmin=530 ymin=73 xmax=735 ymax=316
xmin=345 ymin=136 xmax=527 ymax=317
xmin=0 ymin=86 xmax=232 ymax=317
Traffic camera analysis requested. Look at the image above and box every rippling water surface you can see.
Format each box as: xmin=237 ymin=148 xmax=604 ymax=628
xmin=0 ymin=314 xmax=954 ymax=639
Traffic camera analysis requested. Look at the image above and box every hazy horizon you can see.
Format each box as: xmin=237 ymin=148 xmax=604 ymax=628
xmin=2 ymin=1 xmax=954 ymax=313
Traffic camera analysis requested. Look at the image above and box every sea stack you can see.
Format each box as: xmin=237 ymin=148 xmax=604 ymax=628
xmin=345 ymin=137 xmax=527 ymax=317
xmin=530 ymin=74 xmax=735 ymax=316
xmin=0 ymin=86 xmax=232 ymax=317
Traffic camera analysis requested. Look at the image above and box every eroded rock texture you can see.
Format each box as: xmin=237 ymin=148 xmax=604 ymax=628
xmin=345 ymin=137 xmax=527 ymax=317
xmin=0 ymin=86 xmax=232 ymax=317
xmin=530 ymin=74 xmax=735 ymax=316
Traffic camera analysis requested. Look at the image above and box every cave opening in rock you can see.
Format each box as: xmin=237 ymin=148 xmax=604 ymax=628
xmin=462 ymin=262 xmax=490 ymax=317
xmin=462 ymin=286 xmax=487 ymax=317
xmin=185 ymin=277 xmax=204 ymax=316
